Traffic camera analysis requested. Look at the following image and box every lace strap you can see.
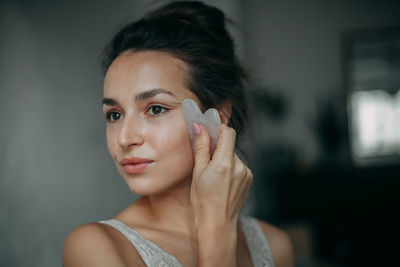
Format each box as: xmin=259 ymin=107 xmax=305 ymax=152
xmin=240 ymin=216 xmax=275 ymax=267
xmin=98 ymin=219 xmax=182 ymax=267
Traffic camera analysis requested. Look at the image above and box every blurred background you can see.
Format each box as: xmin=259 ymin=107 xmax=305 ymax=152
xmin=1 ymin=0 xmax=399 ymax=266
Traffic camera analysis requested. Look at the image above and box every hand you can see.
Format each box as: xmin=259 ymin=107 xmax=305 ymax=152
xmin=190 ymin=123 xmax=253 ymax=229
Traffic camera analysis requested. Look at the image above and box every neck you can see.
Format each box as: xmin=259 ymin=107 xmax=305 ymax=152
xmin=134 ymin=178 xmax=197 ymax=236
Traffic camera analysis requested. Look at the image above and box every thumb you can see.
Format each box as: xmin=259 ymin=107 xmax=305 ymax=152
xmin=192 ymin=123 xmax=211 ymax=177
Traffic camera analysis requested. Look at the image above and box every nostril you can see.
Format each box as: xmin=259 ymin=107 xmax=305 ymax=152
xmin=118 ymin=121 xmax=144 ymax=149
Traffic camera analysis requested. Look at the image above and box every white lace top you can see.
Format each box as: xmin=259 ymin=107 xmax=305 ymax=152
xmin=98 ymin=216 xmax=274 ymax=267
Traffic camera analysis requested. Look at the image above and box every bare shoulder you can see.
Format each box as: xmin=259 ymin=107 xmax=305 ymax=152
xmin=62 ymin=223 xmax=123 ymax=267
xmin=257 ymin=219 xmax=295 ymax=267
xmin=62 ymin=222 xmax=142 ymax=267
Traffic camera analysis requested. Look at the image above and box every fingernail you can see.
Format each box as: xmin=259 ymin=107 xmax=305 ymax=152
xmin=193 ymin=123 xmax=201 ymax=135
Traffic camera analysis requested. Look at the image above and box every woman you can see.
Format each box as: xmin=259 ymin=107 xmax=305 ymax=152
xmin=63 ymin=1 xmax=294 ymax=266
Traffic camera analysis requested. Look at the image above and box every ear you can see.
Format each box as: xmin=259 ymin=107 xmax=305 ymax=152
xmin=217 ymin=101 xmax=232 ymax=125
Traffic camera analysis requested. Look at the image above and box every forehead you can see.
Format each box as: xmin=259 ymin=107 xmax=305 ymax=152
xmin=103 ymin=50 xmax=192 ymax=99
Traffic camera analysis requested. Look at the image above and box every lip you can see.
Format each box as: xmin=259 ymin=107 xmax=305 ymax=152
xmin=120 ymin=157 xmax=154 ymax=174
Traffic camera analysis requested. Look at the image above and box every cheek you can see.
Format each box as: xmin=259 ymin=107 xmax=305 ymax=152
xmin=150 ymin=115 xmax=194 ymax=169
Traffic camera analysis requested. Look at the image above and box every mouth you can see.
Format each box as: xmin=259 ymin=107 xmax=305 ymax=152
xmin=120 ymin=157 xmax=154 ymax=175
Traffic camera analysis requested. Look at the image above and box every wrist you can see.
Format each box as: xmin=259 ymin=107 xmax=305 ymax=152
xmin=196 ymin=223 xmax=238 ymax=267
xmin=193 ymin=211 xmax=239 ymax=230
xmin=196 ymin=219 xmax=237 ymax=235
xmin=197 ymin=223 xmax=237 ymax=242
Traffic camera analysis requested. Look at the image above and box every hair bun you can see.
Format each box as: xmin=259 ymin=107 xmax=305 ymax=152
xmin=146 ymin=1 xmax=229 ymax=42
xmin=147 ymin=1 xmax=225 ymax=24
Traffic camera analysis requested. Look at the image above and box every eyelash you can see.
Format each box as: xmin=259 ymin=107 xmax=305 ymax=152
xmin=104 ymin=105 xmax=169 ymax=123
xmin=147 ymin=104 xmax=169 ymax=116
xmin=105 ymin=111 xmax=122 ymax=123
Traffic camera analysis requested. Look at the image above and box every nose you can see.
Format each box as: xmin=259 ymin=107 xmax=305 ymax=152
xmin=118 ymin=114 xmax=144 ymax=150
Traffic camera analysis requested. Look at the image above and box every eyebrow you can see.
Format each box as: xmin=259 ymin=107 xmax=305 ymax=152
xmin=135 ymin=88 xmax=176 ymax=101
xmin=102 ymin=98 xmax=118 ymax=106
xmin=102 ymin=88 xmax=176 ymax=106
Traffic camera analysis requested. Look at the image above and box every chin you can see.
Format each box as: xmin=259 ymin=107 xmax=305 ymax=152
xmin=123 ymin=174 xmax=190 ymax=196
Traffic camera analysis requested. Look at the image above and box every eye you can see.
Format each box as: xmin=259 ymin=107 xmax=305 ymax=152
xmin=105 ymin=111 xmax=123 ymax=122
xmin=147 ymin=105 xmax=168 ymax=115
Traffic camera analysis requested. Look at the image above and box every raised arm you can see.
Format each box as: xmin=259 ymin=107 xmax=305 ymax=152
xmin=190 ymin=123 xmax=253 ymax=266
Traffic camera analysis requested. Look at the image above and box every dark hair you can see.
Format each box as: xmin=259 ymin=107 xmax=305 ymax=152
xmin=102 ymin=1 xmax=248 ymax=141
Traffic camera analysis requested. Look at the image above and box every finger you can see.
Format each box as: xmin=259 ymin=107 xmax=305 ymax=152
xmin=192 ymin=123 xmax=211 ymax=176
xmin=212 ymin=124 xmax=236 ymax=162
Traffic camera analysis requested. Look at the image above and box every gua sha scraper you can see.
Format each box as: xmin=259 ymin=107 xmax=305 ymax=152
xmin=181 ymin=99 xmax=221 ymax=153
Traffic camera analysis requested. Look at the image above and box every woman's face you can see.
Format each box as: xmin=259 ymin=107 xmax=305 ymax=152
xmin=103 ymin=51 xmax=199 ymax=195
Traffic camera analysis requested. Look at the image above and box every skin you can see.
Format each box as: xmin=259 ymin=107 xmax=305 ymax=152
xmin=62 ymin=50 xmax=295 ymax=267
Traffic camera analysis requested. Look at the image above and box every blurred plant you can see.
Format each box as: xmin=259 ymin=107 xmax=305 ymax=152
xmin=310 ymin=93 xmax=348 ymax=166
xmin=249 ymin=86 xmax=288 ymax=121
